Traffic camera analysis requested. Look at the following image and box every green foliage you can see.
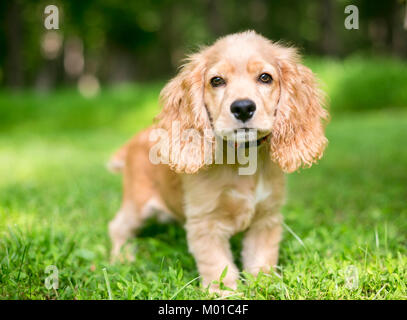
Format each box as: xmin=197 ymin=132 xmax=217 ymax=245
xmin=307 ymin=56 xmax=407 ymax=112
xmin=1 ymin=0 xmax=406 ymax=87
xmin=1 ymin=57 xmax=407 ymax=134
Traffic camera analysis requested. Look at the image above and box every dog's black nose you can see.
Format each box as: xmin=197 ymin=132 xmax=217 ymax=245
xmin=230 ymin=99 xmax=256 ymax=122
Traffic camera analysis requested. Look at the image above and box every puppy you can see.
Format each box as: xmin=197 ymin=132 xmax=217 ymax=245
xmin=108 ymin=31 xmax=329 ymax=292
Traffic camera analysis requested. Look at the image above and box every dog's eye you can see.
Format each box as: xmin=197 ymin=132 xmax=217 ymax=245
xmin=258 ymin=73 xmax=273 ymax=84
xmin=210 ymin=76 xmax=226 ymax=87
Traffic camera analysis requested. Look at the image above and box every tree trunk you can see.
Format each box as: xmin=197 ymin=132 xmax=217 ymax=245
xmin=319 ymin=0 xmax=338 ymax=56
xmin=4 ymin=0 xmax=24 ymax=88
xmin=404 ymin=1 xmax=407 ymax=30
xmin=205 ymin=0 xmax=224 ymax=38
xmin=391 ymin=0 xmax=407 ymax=57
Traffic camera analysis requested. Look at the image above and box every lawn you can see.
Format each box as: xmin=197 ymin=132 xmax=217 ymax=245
xmin=0 ymin=59 xmax=406 ymax=300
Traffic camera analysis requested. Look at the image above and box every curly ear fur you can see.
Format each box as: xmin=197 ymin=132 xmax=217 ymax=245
xmin=270 ymin=47 xmax=329 ymax=173
xmin=156 ymin=52 xmax=212 ymax=174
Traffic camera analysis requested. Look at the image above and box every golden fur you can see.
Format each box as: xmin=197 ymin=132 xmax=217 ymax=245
xmin=108 ymin=31 xmax=329 ymax=293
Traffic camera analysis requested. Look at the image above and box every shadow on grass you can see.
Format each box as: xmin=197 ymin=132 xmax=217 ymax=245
xmin=137 ymin=218 xmax=185 ymax=242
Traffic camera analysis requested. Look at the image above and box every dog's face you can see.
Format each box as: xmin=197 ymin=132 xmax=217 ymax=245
xmin=204 ymin=38 xmax=281 ymax=142
xmin=158 ymin=31 xmax=329 ymax=174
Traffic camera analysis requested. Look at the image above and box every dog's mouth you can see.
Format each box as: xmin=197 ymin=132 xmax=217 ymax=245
xmin=232 ymin=134 xmax=270 ymax=149
xmin=218 ymin=128 xmax=271 ymax=149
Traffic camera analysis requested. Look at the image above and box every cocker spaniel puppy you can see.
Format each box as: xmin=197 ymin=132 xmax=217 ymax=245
xmin=108 ymin=31 xmax=329 ymax=293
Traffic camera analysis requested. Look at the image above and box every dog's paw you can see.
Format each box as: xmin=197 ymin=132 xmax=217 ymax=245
xmin=110 ymin=245 xmax=135 ymax=264
xmin=207 ymin=285 xmax=237 ymax=298
xmin=245 ymin=264 xmax=277 ymax=278
xmin=204 ymin=277 xmax=238 ymax=298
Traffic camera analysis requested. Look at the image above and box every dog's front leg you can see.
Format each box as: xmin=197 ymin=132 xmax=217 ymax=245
xmin=242 ymin=214 xmax=282 ymax=276
xmin=186 ymin=217 xmax=239 ymax=293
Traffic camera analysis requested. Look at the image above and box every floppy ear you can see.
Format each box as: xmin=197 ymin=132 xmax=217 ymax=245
xmin=156 ymin=52 xmax=213 ymax=174
xmin=270 ymin=47 xmax=329 ymax=173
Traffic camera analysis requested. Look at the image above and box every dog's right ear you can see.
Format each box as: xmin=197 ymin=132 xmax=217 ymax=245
xmin=269 ymin=46 xmax=329 ymax=173
xmin=156 ymin=52 xmax=213 ymax=174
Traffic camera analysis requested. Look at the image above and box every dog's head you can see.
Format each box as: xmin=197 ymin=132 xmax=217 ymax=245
xmin=157 ymin=31 xmax=329 ymax=173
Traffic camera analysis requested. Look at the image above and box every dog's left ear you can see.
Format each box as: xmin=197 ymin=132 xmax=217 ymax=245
xmin=270 ymin=47 xmax=329 ymax=173
xmin=156 ymin=52 xmax=213 ymax=174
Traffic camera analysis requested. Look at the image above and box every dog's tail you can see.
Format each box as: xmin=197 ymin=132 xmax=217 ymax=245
xmin=106 ymin=144 xmax=128 ymax=174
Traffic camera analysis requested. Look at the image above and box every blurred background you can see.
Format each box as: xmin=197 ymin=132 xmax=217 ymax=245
xmin=0 ymin=0 xmax=406 ymax=115
xmin=0 ymin=0 xmax=406 ymax=88
xmin=0 ymin=0 xmax=407 ymax=300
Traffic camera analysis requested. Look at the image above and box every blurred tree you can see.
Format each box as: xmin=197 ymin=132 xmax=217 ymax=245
xmin=319 ymin=0 xmax=339 ymax=55
xmin=404 ymin=0 xmax=407 ymax=30
xmin=0 ymin=0 xmax=406 ymax=88
xmin=3 ymin=0 xmax=24 ymax=88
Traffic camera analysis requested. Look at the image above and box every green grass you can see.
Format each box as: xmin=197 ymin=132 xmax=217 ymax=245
xmin=306 ymin=56 xmax=407 ymax=113
xmin=1 ymin=60 xmax=407 ymax=299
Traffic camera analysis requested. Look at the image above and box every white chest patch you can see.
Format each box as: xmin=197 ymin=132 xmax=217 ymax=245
xmin=254 ymin=176 xmax=272 ymax=205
